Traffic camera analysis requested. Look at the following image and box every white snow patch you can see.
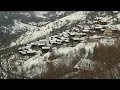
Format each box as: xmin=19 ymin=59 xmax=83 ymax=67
xmin=33 ymin=11 xmax=48 ymax=18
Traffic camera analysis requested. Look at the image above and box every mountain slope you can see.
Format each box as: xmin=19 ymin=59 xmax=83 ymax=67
xmin=11 ymin=11 xmax=87 ymax=46
xmin=0 ymin=11 xmax=76 ymax=49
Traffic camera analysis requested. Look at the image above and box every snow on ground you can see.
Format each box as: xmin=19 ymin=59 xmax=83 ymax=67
xmin=12 ymin=11 xmax=87 ymax=46
xmin=99 ymin=38 xmax=117 ymax=45
xmin=10 ymin=20 xmax=38 ymax=35
xmin=20 ymin=12 xmax=31 ymax=17
xmin=22 ymin=51 xmax=49 ymax=78
xmin=33 ymin=11 xmax=48 ymax=18
xmin=57 ymin=47 xmax=74 ymax=54
xmin=18 ymin=36 xmax=117 ymax=78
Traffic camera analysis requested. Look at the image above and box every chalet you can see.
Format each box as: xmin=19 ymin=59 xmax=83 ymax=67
xmin=70 ymin=32 xmax=76 ymax=37
xmin=64 ymin=39 xmax=69 ymax=43
xmin=94 ymin=17 xmax=103 ymax=21
xmin=94 ymin=26 xmax=103 ymax=33
xmin=82 ymin=29 xmax=90 ymax=34
xmin=62 ymin=41 xmax=69 ymax=47
xmin=94 ymin=17 xmax=108 ymax=25
xmin=103 ymin=28 xmax=113 ymax=36
xmin=55 ymin=36 xmax=61 ymax=39
xmin=56 ymin=39 xmax=63 ymax=45
xmin=75 ymin=33 xmax=86 ymax=38
xmin=100 ymin=29 xmax=105 ymax=33
xmin=56 ymin=42 xmax=62 ymax=45
xmin=49 ymin=40 xmax=56 ymax=44
xmin=30 ymin=43 xmax=37 ymax=49
xmin=94 ymin=26 xmax=103 ymax=30
xmin=46 ymin=43 xmax=52 ymax=47
xmin=93 ymin=21 xmax=100 ymax=24
xmin=18 ymin=45 xmax=31 ymax=51
xmin=66 ymin=30 xmax=70 ymax=32
xmin=42 ymin=46 xmax=51 ymax=54
xmin=38 ymin=43 xmax=45 ymax=48
xmin=99 ymin=20 xmax=108 ymax=25
xmin=54 ymin=35 xmax=59 ymax=38
xmin=72 ymin=37 xmax=81 ymax=42
xmin=84 ymin=27 xmax=91 ymax=30
xmin=60 ymin=37 xmax=66 ymax=41
xmin=72 ymin=27 xmax=79 ymax=32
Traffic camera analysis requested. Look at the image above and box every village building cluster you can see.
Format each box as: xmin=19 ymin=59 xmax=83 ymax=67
xmin=18 ymin=16 xmax=120 ymax=56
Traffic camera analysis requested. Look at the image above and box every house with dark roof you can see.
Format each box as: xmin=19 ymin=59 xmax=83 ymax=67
xmin=42 ymin=46 xmax=51 ymax=54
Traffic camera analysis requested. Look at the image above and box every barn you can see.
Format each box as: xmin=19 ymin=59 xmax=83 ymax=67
xmin=103 ymin=28 xmax=113 ymax=36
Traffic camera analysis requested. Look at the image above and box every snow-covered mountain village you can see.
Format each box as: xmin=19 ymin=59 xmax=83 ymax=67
xmin=1 ymin=11 xmax=120 ymax=79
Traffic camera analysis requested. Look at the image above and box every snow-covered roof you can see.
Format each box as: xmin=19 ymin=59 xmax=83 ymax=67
xmin=46 ymin=44 xmax=52 ymax=47
xmin=38 ymin=43 xmax=45 ymax=46
xmin=27 ymin=49 xmax=36 ymax=54
xmin=82 ymin=30 xmax=90 ymax=32
xmin=42 ymin=46 xmax=50 ymax=49
xmin=101 ymin=29 xmax=105 ymax=31
xmin=56 ymin=39 xmax=62 ymax=42
xmin=94 ymin=26 xmax=103 ymax=29
xmin=75 ymin=33 xmax=86 ymax=36
xmin=22 ymin=45 xmax=31 ymax=50
xmin=54 ymin=35 xmax=59 ymax=37
xmin=72 ymin=27 xmax=79 ymax=30
xmin=30 ymin=43 xmax=37 ymax=45
xmin=64 ymin=40 xmax=69 ymax=42
xmin=93 ymin=21 xmax=98 ymax=23
xmin=39 ymin=40 xmax=47 ymax=44
xmin=84 ymin=27 xmax=91 ymax=30
xmin=66 ymin=30 xmax=70 ymax=32
xmin=112 ymin=11 xmax=118 ymax=13
xmin=65 ymin=37 xmax=69 ymax=40
xmin=63 ymin=34 xmax=69 ymax=38
xmin=95 ymin=17 xmax=103 ymax=20
xmin=72 ymin=37 xmax=81 ymax=41
xmin=61 ymin=37 xmax=66 ymax=40
xmin=56 ymin=42 xmax=62 ymax=44
xmin=70 ymin=32 xmax=76 ymax=35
